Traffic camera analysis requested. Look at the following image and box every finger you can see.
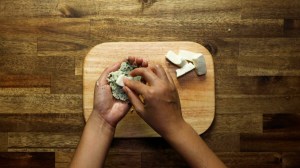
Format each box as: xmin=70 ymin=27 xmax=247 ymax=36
xmin=141 ymin=60 xmax=148 ymax=67
xmin=135 ymin=58 xmax=143 ymax=66
xmin=165 ymin=69 xmax=175 ymax=85
xmin=124 ymin=78 xmax=148 ymax=95
xmin=137 ymin=58 xmax=148 ymax=67
xmin=98 ymin=62 xmax=121 ymax=86
xmin=130 ymin=67 xmax=158 ymax=85
xmin=128 ymin=56 xmax=139 ymax=66
xmin=123 ymin=86 xmax=145 ymax=113
xmin=128 ymin=57 xmax=148 ymax=67
xmin=154 ymin=64 xmax=168 ymax=81
xmin=128 ymin=56 xmax=135 ymax=65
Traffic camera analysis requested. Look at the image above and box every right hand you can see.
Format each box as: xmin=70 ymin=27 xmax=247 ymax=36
xmin=123 ymin=64 xmax=186 ymax=138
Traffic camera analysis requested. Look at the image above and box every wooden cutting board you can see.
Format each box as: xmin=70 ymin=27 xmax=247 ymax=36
xmin=83 ymin=42 xmax=215 ymax=137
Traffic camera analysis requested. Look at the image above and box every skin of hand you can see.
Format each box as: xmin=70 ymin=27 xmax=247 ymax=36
xmin=123 ymin=64 xmax=185 ymax=137
xmin=92 ymin=56 xmax=148 ymax=127
xmin=123 ymin=65 xmax=227 ymax=168
xmin=70 ymin=57 xmax=148 ymax=168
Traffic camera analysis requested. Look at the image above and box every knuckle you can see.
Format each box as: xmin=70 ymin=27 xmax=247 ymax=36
xmin=146 ymin=88 xmax=156 ymax=97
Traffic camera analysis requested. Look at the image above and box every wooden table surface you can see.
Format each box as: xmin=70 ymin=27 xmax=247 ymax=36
xmin=0 ymin=0 xmax=299 ymax=167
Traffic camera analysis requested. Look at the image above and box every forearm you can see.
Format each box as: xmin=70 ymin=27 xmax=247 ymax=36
xmin=164 ymin=122 xmax=226 ymax=168
xmin=70 ymin=112 xmax=115 ymax=168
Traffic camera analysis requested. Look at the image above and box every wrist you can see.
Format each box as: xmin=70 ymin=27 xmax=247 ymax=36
xmin=88 ymin=111 xmax=115 ymax=135
xmin=162 ymin=120 xmax=191 ymax=141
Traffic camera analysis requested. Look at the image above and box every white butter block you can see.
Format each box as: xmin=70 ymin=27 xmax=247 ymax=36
xmin=192 ymin=55 xmax=207 ymax=75
xmin=178 ymin=50 xmax=203 ymax=62
xmin=116 ymin=75 xmax=133 ymax=87
xmin=166 ymin=50 xmax=187 ymax=67
xmin=176 ymin=63 xmax=195 ymax=78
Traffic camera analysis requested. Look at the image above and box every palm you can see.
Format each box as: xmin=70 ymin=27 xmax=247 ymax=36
xmin=93 ymin=84 xmax=130 ymax=127
xmin=93 ymin=57 xmax=147 ymax=127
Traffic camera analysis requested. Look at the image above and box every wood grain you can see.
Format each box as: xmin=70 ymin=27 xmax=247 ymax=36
xmin=0 ymin=75 xmax=50 ymax=88
xmin=0 ymin=94 xmax=82 ymax=114
xmin=240 ymin=133 xmax=300 ymax=152
xmin=282 ymin=152 xmax=300 ymax=168
xmin=0 ymin=133 xmax=7 ymax=152
xmin=264 ymin=114 xmax=300 ymax=133
xmin=284 ymin=19 xmax=300 ymax=37
xmin=0 ymin=152 xmax=55 ymax=168
xmin=217 ymin=95 xmax=300 ymax=114
xmin=50 ymin=75 xmax=82 ymax=94
xmin=8 ymin=132 xmax=80 ymax=151
xmin=83 ymin=42 xmax=215 ymax=137
xmin=217 ymin=152 xmax=282 ymax=168
xmin=141 ymin=151 xmax=188 ymax=168
xmin=0 ymin=113 xmax=84 ymax=132
xmin=0 ymin=56 xmax=74 ymax=75
xmin=91 ymin=18 xmax=284 ymax=40
xmin=209 ymin=113 xmax=262 ymax=133
xmin=242 ymin=0 xmax=300 ymax=19
xmin=238 ymin=38 xmax=300 ymax=76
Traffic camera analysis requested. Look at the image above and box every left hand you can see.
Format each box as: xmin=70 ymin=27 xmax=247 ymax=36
xmin=91 ymin=57 xmax=148 ymax=127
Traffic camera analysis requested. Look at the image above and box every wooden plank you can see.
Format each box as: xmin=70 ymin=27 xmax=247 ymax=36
xmin=0 ymin=94 xmax=82 ymax=114
xmin=139 ymin=0 xmax=241 ymax=18
xmin=60 ymin=0 xmax=241 ymax=19
xmin=0 ymin=88 xmax=50 ymax=95
xmin=239 ymin=38 xmax=300 ymax=57
xmin=105 ymin=152 xmax=141 ymax=168
xmin=0 ymin=75 xmax=50 ymax=88
xmin=204 ymin=38 xmax=240 ymax=58
xmin=37 ymin=36 xmax=94 ymax=57
xmin=209 ymin=113 xmax=262 ymax=133
xmin=284 ymin=19 xmax=300 ymax=37
xmin=0 ymin=38 xmax=37 ymax=56
xmin=57 ymin=0 xmax=100 ymax=18
xmin=38 ymin=18 xmax=90 ymax=38
xmin=238 ymin=38 xmax=300 ymax=76
xmin=0 ymin=0 xmax=59 ymax=18
xmin=282 ymin=152 xmax=300 ymax=168
xmin=8 ymin=132 xmax=80 ymax=150
xmin=0 ymin=18 xmax=90 ymax=40
xmin=84 ymin=42 xmax=215 ymax=137
xmin=141 ymin=151 xmax=188 ymax=168
xmin=55 ymin=151 xmax=73 ymax=163
xmin=0 ymin=152 xmax=55 ymax=167
xmin=0 ymin=56 xmax=74 ymax=75
xmin=237 ymin=56 xmax=300 ymax=76
xmin=217 ymin=75 xmax=300 ymax=95
xmin=51 ymin=75 xmax=82 ymax=94
xmin=240 ymin=133 xmax=300 ymax=152
xmin=217 ymin=95 xmax=300 ymax=114
xmin=75 ymin=55 xmax=84 ymax=75
xmin=242 ymin=0 xmax=300 ymax=19
xmin=111 ymin=135 xmax=239 ymax=154
xmin=0 ymin=113 xmax=84 ymax=132
xmin=264 ymin=113 xmax=300 ymax=133
xmin=91 ymin=18 xmax=283 ymax=40
xmin=217 ymin=152 xmax=282 ymax=168
xmin=56 ymin=163 xmax=70 ymax=168
xmin=0 ymin=133 xmax=7 ymax=152
xmin=110 ymin=138 xmax=171 ymax=153
xmin=55 ymin=151 xmax=142 ymax=168
xmin=50 ymin=56 xmax=75 ymax=75
xmin=55 ymin=151 xmax=73 ymax=168
xmin=0 ymin=19 xmax=38 ymax=40
xmin=202 ymin=133 xmax=240 ymax=152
